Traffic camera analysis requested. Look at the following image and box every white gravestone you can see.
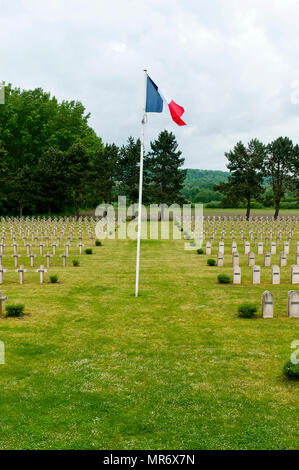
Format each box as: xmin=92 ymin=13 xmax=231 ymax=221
xmin=262 ymin=291 xmax=274 ymax=318
xmin=271 ymin=265 xmax=280 ymax=285
xmin=0 ymin=291 xmax=8 ymax=315
xmin=291 ymin=265 xmax=299 ymax=284
xmin=218 ymin=242 xmax=224 ymax=254
xmin=264 ymin=252 xmax=271 ymax=267
xmin=280 ymin=252 xmax=287 ymax=267
xmin=252 ymin=265 xmax=261 ymax=284
xmin=0 ymin=266 xmax=8 ymax=284
xmin=257 ymin=242 xmax=263 ymax=255
xmin=36 ymin=265 xmax=48 ymax=284
xmin=233 ymin=266 xmax=241 ymax=284
xmin=232 ymin=252 xmax=239 ymax=267
xmin=217 ymin=252 xmax=224 ymax=267
xmin=248 ymin=252 xmax=255 ymax=267
xmin=288 ymin=290 xmax=299 ymax=318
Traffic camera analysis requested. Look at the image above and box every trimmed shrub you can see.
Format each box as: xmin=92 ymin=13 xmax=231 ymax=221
xmin=238 ymin=302 xmax=258 ymax=318
xmin=85 ymin=248 xmax=93 ymax=255
xmin=197 ymin=248 xmax=204 ymax=255
xmin=283 ymin=359 xmax=299 ymax=379
xmin=5 ymin=304 xmax=25 ymax=317
xmin=72 ymin=259 xmax=80 ymax=267
xmin=207 ymin=259 xmax=216 ymax=266
xmin=218 ymin=273 xmax=231 ymax=284
xmin=205 ymin=200 xmax=222 ymax=208
xmin=95 ymin=240 xmax=102 ymax=247
xmin=50 ymin=274 xmax=59 ymax=284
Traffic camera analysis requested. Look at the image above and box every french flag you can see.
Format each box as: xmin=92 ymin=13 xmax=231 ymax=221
xmin=145 ymin=75 xmax=186 ymax=126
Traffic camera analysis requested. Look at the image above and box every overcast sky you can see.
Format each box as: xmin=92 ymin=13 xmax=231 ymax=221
xmin=1 ymin=0 xmax=299 ymax=170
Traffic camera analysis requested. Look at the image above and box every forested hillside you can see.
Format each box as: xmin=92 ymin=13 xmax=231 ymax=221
xmin=182 ymin=169 xmax=228 ymax=204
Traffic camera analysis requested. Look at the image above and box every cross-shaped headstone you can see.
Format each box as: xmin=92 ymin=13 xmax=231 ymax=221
xmin=0 ymin=290 xmax=8 ymax=315
xmin=36 ymin=265 xmax=48 ymax=284
xmin=0 ymin=265 xmax=8 ymax=284
xmin=12 ymin=254 xmax=20 ymax=268
xmin=61 ymin=253 xmax=67 ymax=267
xmin=44 ymin=252 xmax=52 ymax=268
xmin=16 ymin=265 xmax=27 ymax=284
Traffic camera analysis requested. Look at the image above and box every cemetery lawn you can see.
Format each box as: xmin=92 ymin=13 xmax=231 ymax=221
xmin=0 ymin=226 xmax=299 ymax=450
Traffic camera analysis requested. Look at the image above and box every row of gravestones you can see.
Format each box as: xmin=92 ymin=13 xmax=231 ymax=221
xmin=201 ymin=216 xmax=298 ymax=237
xmin=179 ymin=216 xmax=299 ymax=246
xmin=216 ymin=251 xmax=299 ymax=268
xmin=207 ymin=240 xmax=299 ymax=255
xmin=262 ymin=290 xmax=299 ymax=318
xmin=0 ymin=243 xmax=87 ymax=268
xmin=232 ymin=265 xmax=299 ymax=285
xmin=1 ymin=216 xmax=101 ymax=239
xmin=0 ymin=251 xmax=71 ymax=271
xmin=0 ymin=265 xmax=48 ymax=285
xmin=1 ymin=222 xmax=96 ymax=243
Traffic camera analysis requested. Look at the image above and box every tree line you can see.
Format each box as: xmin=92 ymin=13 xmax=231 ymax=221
xmin=215 ymin=138 xmax=299 ymax=219
xmin=0 ymin=85 xmax=186 ymax=217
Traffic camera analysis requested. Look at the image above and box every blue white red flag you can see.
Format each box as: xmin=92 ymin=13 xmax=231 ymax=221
xmin=145 ymin=76 xmax=186 ymax=126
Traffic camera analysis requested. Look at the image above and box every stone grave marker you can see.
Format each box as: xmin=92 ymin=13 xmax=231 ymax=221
xmin=288 ymin=290 xmax=299 ymax=318
xmin=248 ymin=251 xmax=255 ymax=267
xmin=264 ymin=252 xmax=271 ymax=267
xmin=0 ymin=291 xmax=8 ymax=315
xmin=280 ymin=252 xmax=287 ymax=267
xmin=257 ymin=242 xmax=263 ymax=255
xmin=291 ymin=265 xmax=299 ymax=284
xmin=0 ymin=266 xmax=8 ymax=284
xmin=16 ymin=265 xmax=27 ymax=284
xmin=262 ymin=291 xmax=274 ymax=318
xmin=233 ymin=266 xmax=241 ymax=284
xmin=232 ymin=252 xmax=239 ymax=267
xmin=252 ymin=265 xmax=261 ymax=284
xmin=283 ymin=242 xmax=289 ymax=255
xmin=36 ymin=265 xmax=47 ymax=284
xmin=271 ymin=265 xmax=280 ymax=284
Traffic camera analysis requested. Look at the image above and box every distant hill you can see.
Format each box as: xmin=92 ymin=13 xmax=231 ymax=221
xmin=182 ymin=169 xmax=229 ymax=204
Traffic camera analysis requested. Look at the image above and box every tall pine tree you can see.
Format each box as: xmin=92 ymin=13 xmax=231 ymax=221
xmin=119 ymin=137 xmax=140 ymax=216
xmin=145 ymin=130 xmax=186 ymax=211
xmin=215 ymin=139 xmax=266 ymax=220
xmin=91 ymin=143 xmax=119 ymax=210
xmin=265 ymin=137 xmax=299 ymax=219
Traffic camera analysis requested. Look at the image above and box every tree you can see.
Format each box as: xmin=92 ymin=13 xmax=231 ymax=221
xmin=215 ymin=140 xmax=266 ymax=220
xmin=0 ymin=84 xmax=102 ymax=215
xmin=91 ymin=143 xmax=119 ymax=210
xmin=119 ymin=137 xmax=140 ymax=215
xmin=65 ymin=143 xmax=90 ymax=218
xmin=9 ymin=164 xmax=35 ymax=217
xmin=145 ymin=130 xmax=186 ymax=212
xmin=265 ymin=137 xmax=299 ymax=219
xmin=37 ymin=147 xmax=70 ymax=215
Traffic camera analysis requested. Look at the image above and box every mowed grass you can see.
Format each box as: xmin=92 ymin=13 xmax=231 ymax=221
xmin=0 ymin=222 xmax=298 ymax=450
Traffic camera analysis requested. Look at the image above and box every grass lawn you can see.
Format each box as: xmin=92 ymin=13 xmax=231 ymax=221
xmin=0 ymin=220 xmax=298 ymax=449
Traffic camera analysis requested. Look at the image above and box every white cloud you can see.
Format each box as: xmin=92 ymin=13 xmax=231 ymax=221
xmin=0 ymin=0 xmax=299 ymax=169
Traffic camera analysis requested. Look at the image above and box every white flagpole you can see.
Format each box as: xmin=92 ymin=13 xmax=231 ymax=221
xmin=135 ymin=69 xmax=147 ymax=297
